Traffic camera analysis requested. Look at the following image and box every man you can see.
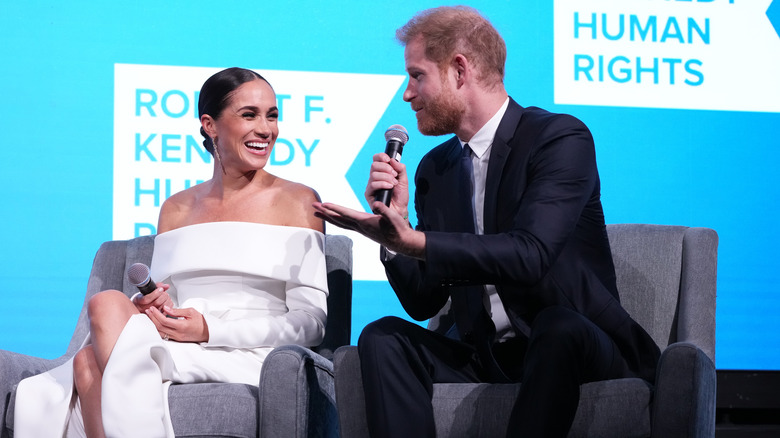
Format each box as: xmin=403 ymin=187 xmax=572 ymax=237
xmin=313 ymin=6 xmax=660 ymax=437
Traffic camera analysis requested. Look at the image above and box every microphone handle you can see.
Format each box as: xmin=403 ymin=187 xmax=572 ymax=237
xmin=375 ymin=139 xmax=404 ymax=207
xmin=137 ymin=279 xmax=158 ymax=295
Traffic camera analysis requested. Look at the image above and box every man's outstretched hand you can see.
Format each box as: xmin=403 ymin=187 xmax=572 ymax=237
xmin=312 ymin=200 xmax=426 ymax=260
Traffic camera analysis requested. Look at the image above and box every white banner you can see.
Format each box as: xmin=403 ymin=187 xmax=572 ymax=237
xmin=554 ymin=0 xmax=780 ymax=112
xmin=113 ymin=63 xmax=405 ymax=280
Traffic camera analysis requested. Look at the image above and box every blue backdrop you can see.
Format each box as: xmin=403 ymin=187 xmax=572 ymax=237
xmin=1 ymin=0 xmax=778 ymax=370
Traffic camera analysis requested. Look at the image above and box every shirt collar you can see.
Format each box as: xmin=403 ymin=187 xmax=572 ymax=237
xmin=459 ymin=97 xmax=510 ymax=158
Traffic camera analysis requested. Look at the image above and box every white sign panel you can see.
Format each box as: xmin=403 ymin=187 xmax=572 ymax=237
xmin=113 ymin=63 xmax=406 ymax=280
xmin=554 ymin=0 xmax=780 ymax=112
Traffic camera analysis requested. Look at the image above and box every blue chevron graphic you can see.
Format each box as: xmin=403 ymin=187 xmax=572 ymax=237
xmin=768 ymin=0 xmax=780 ymax=39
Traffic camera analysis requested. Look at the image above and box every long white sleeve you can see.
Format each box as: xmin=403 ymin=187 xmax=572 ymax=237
xmin=203 ymin=280 xmax=327 ymax=348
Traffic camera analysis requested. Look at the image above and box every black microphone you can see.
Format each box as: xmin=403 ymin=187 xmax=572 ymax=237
xmin=374 ymin=124 xmax=409 ymax=206
xmin=127 ymin=263 xmax=157 ymax=295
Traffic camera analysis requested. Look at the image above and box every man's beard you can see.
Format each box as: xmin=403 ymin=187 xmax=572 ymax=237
xmin=416 ymin=85 xmax=465 ymax=137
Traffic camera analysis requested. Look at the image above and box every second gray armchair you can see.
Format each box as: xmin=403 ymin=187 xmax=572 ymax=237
xmin=334 ymin=224 xmax=718 ymax=438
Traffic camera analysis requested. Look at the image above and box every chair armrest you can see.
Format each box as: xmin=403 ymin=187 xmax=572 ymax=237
xmin=258 ymin=345 xmax=338 ymax=438
xmin=0 ymin=350 xmax=65 ymax=433
xmin=651 ymin=342 xmax=716 ymax=438
xmin=333 ymin=346 xmax=369 ymax=438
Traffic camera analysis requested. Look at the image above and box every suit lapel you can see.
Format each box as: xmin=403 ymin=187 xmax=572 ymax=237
xmin=484 ymin=99 xmax=524 ymax=234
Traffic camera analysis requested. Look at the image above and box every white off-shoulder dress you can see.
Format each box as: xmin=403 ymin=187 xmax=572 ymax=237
xmin=13 ymin=222 xmax=329 ymax=438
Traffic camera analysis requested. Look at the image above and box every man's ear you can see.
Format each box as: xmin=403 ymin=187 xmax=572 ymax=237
xmin=452 ymin=54 xmax=469 ymax=88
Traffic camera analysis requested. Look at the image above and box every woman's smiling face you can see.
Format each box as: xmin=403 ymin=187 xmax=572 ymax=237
xmin=205 ymin=78 xmax=279 ymax=172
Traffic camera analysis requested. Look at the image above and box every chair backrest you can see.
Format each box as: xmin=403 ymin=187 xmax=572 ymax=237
xmin=318 ymin=234 xmax=353 ymax=359
xmin=66 ymin=233 xmax=353 ymax=360
xmin=426 ymin=224 xmax=718 ymax=362
xmin=606 ymin=224 xmax=717 ymax=361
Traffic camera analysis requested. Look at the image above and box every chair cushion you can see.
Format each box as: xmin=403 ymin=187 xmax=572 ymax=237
xmin=432 ymin=383 xmax=518 ymax=437
xmin=168 ymin=383 xmax=258 ymax=438
xmin=431 ymin=378 xmax=652 ymax=438
xmin=571 ymin=378 xmax=652 ymax=438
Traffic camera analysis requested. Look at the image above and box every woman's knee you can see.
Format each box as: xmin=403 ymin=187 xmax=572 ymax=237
xmin=87 ymin=290 xmax=134 ymax=323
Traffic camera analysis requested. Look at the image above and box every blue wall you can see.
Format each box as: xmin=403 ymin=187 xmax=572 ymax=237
xmin=1 ymin=0 xmax=778 ymax=370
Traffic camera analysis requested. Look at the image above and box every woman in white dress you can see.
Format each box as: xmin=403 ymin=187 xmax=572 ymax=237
xmin=14 ymin=67 xmax=328 ymax=437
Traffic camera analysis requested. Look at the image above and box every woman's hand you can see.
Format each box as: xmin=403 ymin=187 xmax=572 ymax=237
xmin=145 ymin=306 xmax=210 ymax=343
xmin=132 ymin=283 xmax=173 ymax=313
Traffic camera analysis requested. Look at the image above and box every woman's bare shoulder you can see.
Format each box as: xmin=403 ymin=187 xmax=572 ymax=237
xmin=273 ymin=179 xmax=323 ymax=232
xmin=157 ymin=184 xmax=206 ymax=234
xmin=280 ymin=178 xmax=320 ymax=201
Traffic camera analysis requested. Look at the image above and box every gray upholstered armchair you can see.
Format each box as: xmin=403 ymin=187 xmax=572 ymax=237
xmin=0 ymin=233 xmax=352 ymax=438
xmin=334 ymin=224 xmax=718 ymax=437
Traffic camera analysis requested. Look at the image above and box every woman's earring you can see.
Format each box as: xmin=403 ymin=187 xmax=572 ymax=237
xmin=212 ymin=137 xmax=227 ymax=175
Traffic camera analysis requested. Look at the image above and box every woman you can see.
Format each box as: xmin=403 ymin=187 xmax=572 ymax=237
xmin=14 ymin=67 xmax=328 ymax=437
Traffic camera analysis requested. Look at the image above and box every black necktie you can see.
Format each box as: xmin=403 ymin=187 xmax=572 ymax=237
xmin=451 ymin=143 xmax=509 ymax=382
xmin=460 ymin=144 xmax=476 ymax=233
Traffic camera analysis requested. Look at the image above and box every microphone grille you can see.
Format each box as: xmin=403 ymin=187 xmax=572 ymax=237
xmin=127 ymin=263 xmax=151 ymax=286
xmin=385 ymin=124 xmax=409 ymax=145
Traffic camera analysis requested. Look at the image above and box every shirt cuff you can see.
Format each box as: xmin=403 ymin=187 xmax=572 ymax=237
xmin=380 ymin=246 xmax=397 ymax=261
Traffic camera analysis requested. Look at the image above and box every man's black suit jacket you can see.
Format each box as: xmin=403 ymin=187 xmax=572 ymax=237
xmin=383 ymin=99 xmax=660 ymax=383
